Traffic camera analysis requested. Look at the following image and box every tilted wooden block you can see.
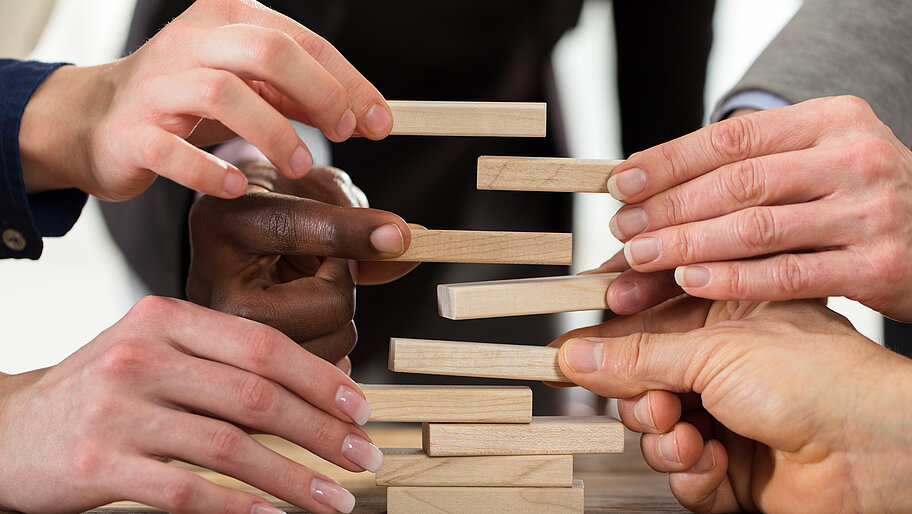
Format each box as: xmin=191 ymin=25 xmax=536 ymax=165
xmin=423 ymin=416 xmax=624 ymax=456
xmin=376 ymin=449 xmax=573 ymax=487
xmin=438 ymin=273 xmax=619 ymax=320
xmin=361 ymin=385 xmax=532 ymax=423
xmin=378 ymin=100 xmax=546 ymax=137
xmin=375 ymin=227 xmax=572 ymax=265
xmin=389 ymin=338 xmax=570 ymax=383
xmin=477 ymin=156 xmax=622 ymax=192
xmin=387 ymin=480 xmax=584 ymax=514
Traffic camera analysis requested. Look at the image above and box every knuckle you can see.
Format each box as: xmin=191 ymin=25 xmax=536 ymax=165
xmin=139 ymin=132 xmax=167 ymax=169
xmin=295 ymin=31 xmax=331 ymax=62
xmin=317 ymin=279 xmax=356 ymax=326
xmin=207 ymin=425 xmax=246 ymax=466
xmin=659 ymin=190 xmax=688 ymax=226
xmin=709 ymin=116 xmax=758 ymax=160
xmin=735 ymin=207 xmax=778 ymax=252
xmin=197 ymin=72 xmax=236 ymax=112
xmin=853 ymin=137 xmax=901 ymax=181
xmin=240 ymin=323 xmax=282 ymax=370
xmin=236 ymin=375 xmax=277 ymax=416
xmin=613 ymin=332 xmax=647 ymax=384
xmin=161 ymin=477 xmax=196 ymax=510
xmin=88 ymin=341 xmax=149 ymax=382
xmin=722 ymin=158 xmax=766 ymax=205
xmin=305 ymin=415 xmax=342 ymax=450
xmin=264 ymin=208 xmax=299 ymax=251
xmin=835 ymin=94 xmax=874 ymax=119
xmin=660 ymin=142 xmax=688 ymax=184
xmin=873 ymin=241 xmax=908 ymax=284
xmin=69 ymin=440 xmax=106 ymax=481
xmin=250 ymin=30 xmax=294 ymax=67
xmin=775 ymin=254 xmax=811 ymax=296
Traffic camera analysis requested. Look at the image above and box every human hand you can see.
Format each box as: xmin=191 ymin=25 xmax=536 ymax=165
xmin=552 ymin=298 xmax=912 ymax=512
xmin=605 ymin=95 xmax=912 ymax=321
xmin=0 ymin=297 xmax=381 ymax=513
xmin=19 ymin=0 xmax=392 ymax=201
xmin=187 ymin=165 xmax=417 ymax=363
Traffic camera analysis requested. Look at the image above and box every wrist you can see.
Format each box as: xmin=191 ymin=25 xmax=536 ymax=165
xmin=19 ymin=63 xmax=115 ymax=194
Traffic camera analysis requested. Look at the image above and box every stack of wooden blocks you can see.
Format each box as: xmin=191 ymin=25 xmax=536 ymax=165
xmin=361 ymin=100 xmax=626 ymax=513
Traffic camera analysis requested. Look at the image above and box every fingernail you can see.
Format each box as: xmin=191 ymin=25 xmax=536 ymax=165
xmin=563 ymin=339 xmax=604 ymax=374
xmin=609 ymin=207 xmax=648 ymax=239
xmin=612 ymin=281 xmax=641 ymax=313
xmin=342 ymin=433 xmax=384 ymax=472
xmin=606 ymin=168 xmax=646 ymax=200
xmin=311 ymin=478 xmax=355 ymax=514
xmin=364 ymin=103 xmax=392 ymax=136
xmin=335 ymin=385 xmax=371 ymax=425
xmin=336 ymin=109 xmax=357 ymax=139
xmin=251 ymin=504 xmax=286 ymax=514
xmin=335 ymin=356 xmax=352 ymax=376
xmin=657 ymin=433 xmax=680 ymax=464
xmin=370 ymin=223 xmax=404 ymax=254
xmin=291 ymin=146 xmax=312 ymax=177
xmin=692 ymin=446 xmax=717 ymax=472
xmin=633 ymin=395 xmax=656 ymax=430
xmin=624 ymin=237 xmax=660 ymax=265
xmin=347 ymin=259 xmax=359 ymax=284
xmin=675 ymin=266 xmax=711 ymax=288
xmin=223 ymin=171 xmax=247 ymax=196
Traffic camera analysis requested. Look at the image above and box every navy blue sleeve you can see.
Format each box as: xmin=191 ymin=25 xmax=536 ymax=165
xmin=0 ymin=59 xmax=87 ymax=260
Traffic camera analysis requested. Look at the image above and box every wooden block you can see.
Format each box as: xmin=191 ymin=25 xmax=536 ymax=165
xmin=423 ymin=416 xmax=624 ymax=456
xmin=376 ymin=449 xmax=573 ymax=487
xmin=378 ymin=227 xmax=572 ymax=265
xmin=387 ymin=480 xmax=584 ymax=514
xmin=362 ymin=385 xmax=532 ymax=423
xmin=389 ymin=338 xmax=569 ymax=383
xmin=379 ymin=100 xmax=546 ymax=137
xmin=477 ymin=156 xmax=622 ymax=192
xmin=438 ymin=273 xmax=619 ymax=320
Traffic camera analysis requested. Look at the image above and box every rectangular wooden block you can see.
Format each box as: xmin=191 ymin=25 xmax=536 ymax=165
xmin=387 ymin=480 xmax=584 ymax=514
xmin=477 ymin=156 xmax=622 ymax=192
xmin=389 ymin=338 xmax=569 ymax=383
xmin=438 ymin=273 xmax=619 ymax=320
xmin=361 ymin=385 xmax=532 ymax=423
xmin=382 ymin=100 xmax=547 ymax=137
xmin=376 ymin=449 xmax=573 ymax=487
xmin=377 ymin=227 xmax=572 ymax=265
xmin=423 ymin=416 xmax=624 ymax=456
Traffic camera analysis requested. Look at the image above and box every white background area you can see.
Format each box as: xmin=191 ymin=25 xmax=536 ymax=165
xmin=0 ymin=0 xmax=882 ymax=374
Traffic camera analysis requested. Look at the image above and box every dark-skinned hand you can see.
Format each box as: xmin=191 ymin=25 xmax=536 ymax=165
xmin=187 ymin=164 xmax=418 ymax=363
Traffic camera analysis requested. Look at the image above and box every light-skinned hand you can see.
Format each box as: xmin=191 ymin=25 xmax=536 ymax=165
xmin=605 ymin=95 xmax=912 ymax=321
xmin=0 ymin=297 xmax=379 ymax=513
xmin=552 ymin=298 xmax=912 ymax=512
xmin=18 ymin=0 xmax=392 ymax=201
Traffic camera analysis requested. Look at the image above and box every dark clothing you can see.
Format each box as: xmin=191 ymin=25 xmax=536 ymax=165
xmin=0 ymin=59 xmax=86 ymax=260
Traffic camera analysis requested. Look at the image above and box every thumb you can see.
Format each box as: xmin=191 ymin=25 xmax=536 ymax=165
xmin=558 ymin=332 xmax=714 ymax=399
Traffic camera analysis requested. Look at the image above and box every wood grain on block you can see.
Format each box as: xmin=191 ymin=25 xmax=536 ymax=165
xmin=378 ymin=227 xmax=572 ymax=265
xmin=376 ymin=449 xmax=573 ymax=487
xmin=387 ymin=480 xmax=584 ymax=514
xmin=382 ymin=100 xmax=546 ymax=137
xmin=389 ymin=338 xmax=569 ymax=383
xmin=362 ymin=385 xmax=532 ymax=423
xmin=477 ymin=156 xmax=622 ymax=192
xmin=438 ymin=273 xmax=619 ymax=320
xmin=423 ymin=416 xmax=624 ymax=456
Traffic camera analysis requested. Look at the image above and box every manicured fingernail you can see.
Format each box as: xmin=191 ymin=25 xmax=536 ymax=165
xmin=364 ymin=103 xmax=392 ymax=136
xmin=563 ymin=339 xmax=604 ymax=374
xmin=612 ymin=281 xmax=642 ymax=313
xmin=223 ymin=171 xmax=247 ymax=196
xmin=335 ymin=385 xmax=371 ymax=425
xmin=624 ymin=237 xmax=660 ymax=265
xmin=633 ymin=395 xmax=656 ymax=430
xmin=609 ymin=207 xmax=648 ymax=239
xmin=336 ymin=109 xmax=357 ymax=139
xmin=657 ymin=433 xmax=680 ymax=464
xmin=342 ymin=434 xmax=383 ymax=472
xmin=311 ymin=478 xmax=355 ymax=514
xmin=251 ymin=504 xmax=285 ymax=514
xmin=370 ymin=223 xmax=404 ymax=254
xmin=692 ymin=446 xmax=717 ymax=472
xmin=348 ymin=259 xmax=359 ymax=284
xmin=675 ymin=266 xmax=711 ymax=288
xmin=606 ymin=168 xmax=646 ymax=200
xmin=291 ymin=146 xmax=312 ymax=177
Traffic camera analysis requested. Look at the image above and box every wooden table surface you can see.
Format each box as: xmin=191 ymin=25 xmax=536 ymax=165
xmin=91 ymin=424 xmax=686 ymax=513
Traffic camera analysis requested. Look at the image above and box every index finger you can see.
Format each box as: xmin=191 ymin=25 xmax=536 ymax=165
xmin=608 ymin=98 xmax=835 ymax=204
xmin=235 ymin=2 xmax=392 ymax=139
